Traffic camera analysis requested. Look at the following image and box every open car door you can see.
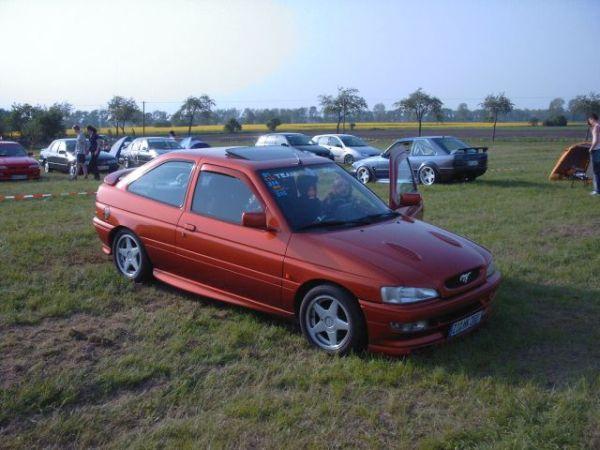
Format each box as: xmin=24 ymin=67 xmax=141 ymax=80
xmin=389 ymin=147 xmax=424 ymax=219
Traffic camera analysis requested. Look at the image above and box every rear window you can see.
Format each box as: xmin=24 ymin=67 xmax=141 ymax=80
xmin=148 ymin=139 xmax=182 ymax=150
xmin=0 ymin=143 xmax=27 ymax=157
xmin=432 ymin=137 xmax=469 ymax=153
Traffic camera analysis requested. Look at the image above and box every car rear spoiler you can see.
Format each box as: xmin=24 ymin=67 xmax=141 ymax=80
xmin=451 ymin=147 xmax=488 ymax=154
xmin=103 ymin=168 xmax=134 ymax=186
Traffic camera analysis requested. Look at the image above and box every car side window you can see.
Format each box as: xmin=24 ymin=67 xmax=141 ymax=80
xmin=127 ymin=161 xmax=194 ymax=207
xmin=49 ymin=141 xmax=60 ymax=152
xmin=396 ymin=158 xmax=416 ymax=195
xmin=192 ymin=171 xmax=263 ymax=224
xmin=316 ymin=136 xmax=326 ymax=145
xmin=140 ymin=140 xmax=148 ymax=151
xmin=411 ymin=140 xmax=437 ymax=156
xmin=57 ymin=141 xmax=67 ymax=153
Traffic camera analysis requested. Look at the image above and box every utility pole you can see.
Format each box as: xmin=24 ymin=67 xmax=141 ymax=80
xmin=142 ymin=101 xmax=146 ymax=136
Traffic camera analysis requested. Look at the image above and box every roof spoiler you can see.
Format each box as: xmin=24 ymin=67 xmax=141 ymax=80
xmin=103 ymin=168 xmax=134 ymax=186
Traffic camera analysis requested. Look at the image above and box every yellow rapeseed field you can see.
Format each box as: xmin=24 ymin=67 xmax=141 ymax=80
xmin=62 ymin=121 xmax=585 ymax=137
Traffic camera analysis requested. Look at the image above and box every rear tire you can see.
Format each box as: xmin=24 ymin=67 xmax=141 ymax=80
xmin=111 ymin=229 xmax=152 ymax=282
xmin=299 ymin=284 xmax=366 ymax=356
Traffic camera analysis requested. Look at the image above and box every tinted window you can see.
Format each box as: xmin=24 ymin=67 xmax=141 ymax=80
xmin=66 ymin=140 xmax=76 ymax=153
xmin=340 ymin=136 xmax=367 ymax=147
xmin=148 ymin=138 xmax=182 ymax=150
xmin=192 ymin=172 xmax=262 ymax=224
xmin=0 ymin=143 xmax=27 ymax=157
xmin=286 ymin=134 xmax=314 ymax=146
xmin=432 ymin=137 xmax=469 ymax=153
xmin=128 ymin=161 xmax=194 ymax=207
xmin=396 ymin=158 xmax=416 ymax=195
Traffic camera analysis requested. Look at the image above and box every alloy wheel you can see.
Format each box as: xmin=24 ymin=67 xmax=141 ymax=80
xmin=115 ymin=234 xmax=141 ymax=278
xmin=419 ymin=166 xmax=436 ymax=185
xmin=356 ymin=167 xmax=371 ymax=184
xmin=344 ymin=154 xmax=355 ymax=165
xmin=305 ymin=295 xmax=351 ymax=351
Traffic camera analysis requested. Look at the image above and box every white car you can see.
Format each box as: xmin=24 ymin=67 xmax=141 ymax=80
xmin=313 ymin=134 xmax=381 ymax=164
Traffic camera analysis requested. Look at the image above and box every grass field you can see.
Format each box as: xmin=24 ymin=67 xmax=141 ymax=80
xmin=1 ymin=135 xmax=599 ymax=448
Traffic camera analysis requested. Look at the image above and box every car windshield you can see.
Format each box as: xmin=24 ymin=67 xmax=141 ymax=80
xmin=432 ymin=137 xmax=470 ymax=152
xmin=0 ymin=143 xmax=27 ymax=157
xmin=147 ymin=139 xmax=182 ymax=150
xmin=260 ymin=164 xmax=394 ymax=231
xmin=286 ymin=134 xmax=314 ymax=146
xmin=340 ymin=136 xmax=367 ymax=147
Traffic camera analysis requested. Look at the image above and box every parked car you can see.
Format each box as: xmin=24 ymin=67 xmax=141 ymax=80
xmin=39 ymin=138 xmax=119 ymax=177
xmin=313 ymin=134 xmax=380 ymax=164
xmin=121 ymin=137 xmax=183 ymax=168
xmin=0 ymin=141 xmax=40 ymax=181
xmin=255 ymin=133 xmax=334 ymax=160
xmin=108 ymin=136 xmax=134 ymax=164
xmin=93 ymin=145 xmax=500 ymax=356
xmin=179 ymin=136 xmax=210 ymax=149
xmin=352 ymin=136 xmax=488 ymax=185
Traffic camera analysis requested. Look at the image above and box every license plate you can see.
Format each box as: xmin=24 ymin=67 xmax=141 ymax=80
xmin=449 ymin=311 xmax=483 ymax=337
xmin=11 ymin=174 xmax=28 ymax=180
xmin=98 ymin=165 xmax=109 ymax=170
xmin=467 ymin=160 xmax=479 ymax=166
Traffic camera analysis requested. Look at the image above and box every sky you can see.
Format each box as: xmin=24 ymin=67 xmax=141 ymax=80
xmin=0 ymin=0 xmax=598 ymax=112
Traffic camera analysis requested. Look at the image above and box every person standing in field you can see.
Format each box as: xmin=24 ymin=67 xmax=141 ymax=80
xmin=87 ymin=125 xmax=100 ymax=181
xmin=588 ymin=113 xmax=600 ymax=196
xmin=73 ymin=125 xmax=88 ymax=180
xmin=168 ymin=130 xmax=176 ymax=140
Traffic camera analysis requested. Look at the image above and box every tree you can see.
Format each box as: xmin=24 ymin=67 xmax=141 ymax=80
xmin=18 ymin=104 xmax=67 ymax=147
xmin=223 ymin=118 xmax=242 ymax=133
xmin=373 ymin=103 xmax=386 ymax=122
xmin=319 ymin=87 xmax=368 ymax=133
xmin=266 ymin=117 xmax=281 ymax=131
xmin=569 ymin=92 xmax=600 ymax=139
xmin=480 ymin=93 xmax=514 ymax=141
xmin=548 ymin=97 xmax=565 ymax=115
xmin=543 ymin=115 xmax=568 ymax=127
xmin=9 ymin=103 xmax=36 ymax=134
xmin=529 ymin=117 xmax=539 ymax=127
xmin=107 ymin=96 xmax=140 ymax=135
xmin=455 ymin=103 xmax=472 ymax=122
xmin=177 ymin=95 xmax=216 ymax=136
xmin=394 ymin=88 xmax=443 ymax=136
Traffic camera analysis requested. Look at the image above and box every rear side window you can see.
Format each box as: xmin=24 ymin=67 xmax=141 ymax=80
xmin=192 ymin=171 xmax=262 ymax=224
xmin=127 ymin=161 xmax=194 ymax=207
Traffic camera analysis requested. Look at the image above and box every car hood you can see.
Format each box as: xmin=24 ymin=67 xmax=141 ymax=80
xmin=0 ymin=156 xmax=38 ymax=166
xmin=348 ymin=146 xmax=380 ymax=156
xmin=287 ymin=217 xmax=490 ymax=295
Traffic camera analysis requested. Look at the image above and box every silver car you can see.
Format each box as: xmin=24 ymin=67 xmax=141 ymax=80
xmin=351 ymin=136 xmax=488 ymax=185
xmin=313 ymin=134 xmax=380 ymax=165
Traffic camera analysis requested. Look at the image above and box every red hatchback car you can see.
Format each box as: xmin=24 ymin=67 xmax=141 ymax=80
xmin=93 ymin=146 xmax=500 ymax=356
xmin=0 ymin=141 xmax=40 ymax=181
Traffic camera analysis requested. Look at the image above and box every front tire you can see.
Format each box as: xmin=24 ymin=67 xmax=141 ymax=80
xmin=344 ymin=154 xmax=355 ymax=165
xmin=68 ymin=163 xmax=77 ymax=180
xmin=356 ymin=166 xmax=371 ymax=184
xmin=43 ymin=160 xmax=50 ymax=174
xmin=299 ymin=284 xmax=366 ymax=355
xmin=418 ymin=165 xmax=437 ymax=185
xmin=112 ymin=229 xmax=152 ymax=282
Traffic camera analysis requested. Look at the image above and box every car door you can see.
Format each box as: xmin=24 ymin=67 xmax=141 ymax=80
xmin=176 ymin=164 xmax=289 ymax=309
xmin=328 ymin=136 xmax=345 ymax=160
xmin=46 ymin=140 xmax=61 ymax=169
xmin=389 ymin=147 xmax=424 ymax=219
xmin=410 ymin=139 xmax=437 ymax=171
xmin=55 ymin=140 xmax=70 ymax=171
xmin=125 ymin=159 xmax=195 ymax=272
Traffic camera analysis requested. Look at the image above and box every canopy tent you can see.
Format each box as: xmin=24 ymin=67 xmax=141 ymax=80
xmin=549 ymin=142 xmax=591 ymax=181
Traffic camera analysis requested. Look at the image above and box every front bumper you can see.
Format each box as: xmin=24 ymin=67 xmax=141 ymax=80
xmin=360 ymin=271 xmax=501 ymax=356
xmin=0 ymin=168 xmax=41 ymax=180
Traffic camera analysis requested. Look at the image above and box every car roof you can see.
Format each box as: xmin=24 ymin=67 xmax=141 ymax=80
xmin=0 ymin=140 xmax=20 ymax=145
xmin=165 ymin=145 xmax=328 ymax=170
xmin=261 ymin=132 xmax=305 ymax=136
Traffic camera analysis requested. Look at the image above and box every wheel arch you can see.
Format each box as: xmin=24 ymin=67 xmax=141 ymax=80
xmin=293 ymin=279 xmax=364 ymax=320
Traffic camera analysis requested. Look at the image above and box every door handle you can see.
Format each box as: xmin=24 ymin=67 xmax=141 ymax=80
xmin=183 ymin=223 xmax=196 ymax=232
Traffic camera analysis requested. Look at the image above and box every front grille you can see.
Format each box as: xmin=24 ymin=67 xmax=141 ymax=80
xmin=445 ymin=268 xmax=480 ymax=289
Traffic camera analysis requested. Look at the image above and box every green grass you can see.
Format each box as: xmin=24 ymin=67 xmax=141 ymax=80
xmin=1 ymin=138 xmax=599 ymax=448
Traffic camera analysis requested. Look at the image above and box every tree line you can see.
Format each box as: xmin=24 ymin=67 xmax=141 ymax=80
xmin=1 ymin=90 xmax=599 ymax=145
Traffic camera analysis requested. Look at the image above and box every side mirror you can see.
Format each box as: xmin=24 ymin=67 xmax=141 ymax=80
xmin=242 ymin=211 xmax=268 ymax=230
xmin=335 ymin=143 xmax=343 ymax=148
xmin=382 ymin=152 xmax=390 ymax=159
xmin=400 ymin=192 xmax=422 ymax=206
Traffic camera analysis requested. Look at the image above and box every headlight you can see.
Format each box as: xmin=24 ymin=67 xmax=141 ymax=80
xmin=149 ymin=150 xmax=158 ymax=157
xmin=381 ymin=286 xmax=439 ymax=304
xmin=486 ymin=260 xmax=496 ymax=278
